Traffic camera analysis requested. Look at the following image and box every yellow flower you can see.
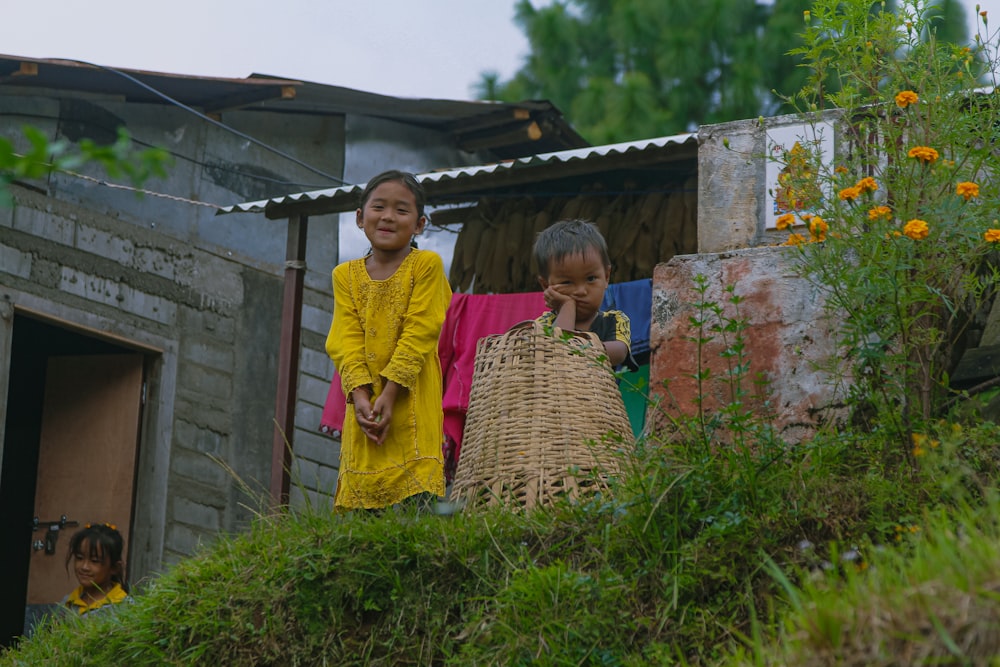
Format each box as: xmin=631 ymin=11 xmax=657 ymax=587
xmin=776 ymin=213 xmax=795 ymax=230
xmin=984 ymin=229 xmax=1000 ymax=243
xmin=895 ymin=90 xmax=919 ymax=108
xmin=903 ymin=219 xmax=929 ymax=240
xmin=809 ymin=216 xmax=828 ymax=241
xmin=856 ymin=177 xmax=878 ymax=192
xmin=956 ymin=181 xmax=979 ymax=200
xmin=835 ymin=165 xmax=848 ymax=174
xmin=784 ymin=232 xmax=806 ymax=246
xmin=839 ymin=186 xmax=862 ymax=201
xmin=908 ymin=146 xmax=939 ymax=164
xmin=868 ymin=206 xmax=892 ymax=221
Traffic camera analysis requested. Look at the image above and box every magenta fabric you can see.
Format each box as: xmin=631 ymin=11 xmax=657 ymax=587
xmin=438 ymin=291 xmax=545 ymax=456
xmin=319 ymin=371 xmax=348 ymax=437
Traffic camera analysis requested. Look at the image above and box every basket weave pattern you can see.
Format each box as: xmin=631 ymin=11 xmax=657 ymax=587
xmin=452 ymin=320 xmax=634 ymax=510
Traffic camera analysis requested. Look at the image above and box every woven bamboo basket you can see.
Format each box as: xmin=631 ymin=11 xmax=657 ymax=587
xmin=452 ymin=319 xmax=634 ymax=511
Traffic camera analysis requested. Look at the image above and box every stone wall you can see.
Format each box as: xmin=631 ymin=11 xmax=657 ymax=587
xmin=648 ymin=247 xmax=847 ymax=443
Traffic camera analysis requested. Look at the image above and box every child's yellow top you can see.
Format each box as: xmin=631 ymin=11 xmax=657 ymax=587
xmin=63 ymin=583 xmax=130 ymax=615
xmin=327 ymin=249 xmax=451 ymax=509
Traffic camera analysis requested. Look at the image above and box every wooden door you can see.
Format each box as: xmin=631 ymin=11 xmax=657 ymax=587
xmin=26 ymin=354 xmax=143 ymax=605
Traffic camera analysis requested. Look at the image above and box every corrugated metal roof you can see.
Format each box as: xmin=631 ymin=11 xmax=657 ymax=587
xmin=0 ymin=54 xmax=587 ymax=159
xmin=220 ymin=132 xmax=698 ymax=219
xmin=0 ymin=54 xmax=302 ymax=112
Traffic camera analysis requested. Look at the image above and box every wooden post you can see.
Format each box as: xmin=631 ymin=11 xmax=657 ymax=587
xmin=271 ymin=214 xmax=308 ymax=506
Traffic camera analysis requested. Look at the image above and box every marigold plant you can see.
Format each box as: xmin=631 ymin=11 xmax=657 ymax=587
xmin=781 ymin=0 xmax=1000 ymax=449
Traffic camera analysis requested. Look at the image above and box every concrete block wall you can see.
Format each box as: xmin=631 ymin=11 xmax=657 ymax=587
xmin=0 ymin=187 xmax=282 ymax=570
xmin=0 ymin=84 xmax=362 ymax=578
xmin=696 ymin=112 xmax=844 ymax=253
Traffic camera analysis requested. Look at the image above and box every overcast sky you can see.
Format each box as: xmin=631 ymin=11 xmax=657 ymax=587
xmin=1 ymin=1 xmax=535 ymax=100
xmin=3 ymin=1 xmax=993 ymax=101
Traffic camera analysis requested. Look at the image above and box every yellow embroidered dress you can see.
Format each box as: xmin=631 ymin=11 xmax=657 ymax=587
xmin=326 ymin=249 xmax=451 ymax=509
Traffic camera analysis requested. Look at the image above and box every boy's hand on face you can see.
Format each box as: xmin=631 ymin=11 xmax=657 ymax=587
xmin=543 ymin=285 xmax=574 ymax=313
xmin=544 ymin=285 xmax=580 ymax=331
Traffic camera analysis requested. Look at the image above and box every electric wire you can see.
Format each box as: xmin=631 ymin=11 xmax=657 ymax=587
xmin=60 ymin=59 xmax=348 ymax=186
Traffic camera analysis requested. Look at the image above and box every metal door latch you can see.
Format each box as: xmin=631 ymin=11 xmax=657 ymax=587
xmin=31 ymin=515 xmax=79 ymax=555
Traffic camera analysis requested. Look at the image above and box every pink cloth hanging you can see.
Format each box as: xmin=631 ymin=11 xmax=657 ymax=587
xmin=319 ymin=372 xmax=347 ymax=438
xmin=438 ymin=292 xmax=545 ymax=476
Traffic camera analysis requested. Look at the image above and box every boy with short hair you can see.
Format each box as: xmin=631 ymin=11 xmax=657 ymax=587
xmin=534 ymin=219 xmax=638 ymax=371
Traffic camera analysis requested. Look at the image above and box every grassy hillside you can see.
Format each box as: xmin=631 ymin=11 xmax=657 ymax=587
xmin=4 ymin=415 xmax=1000 ymax=666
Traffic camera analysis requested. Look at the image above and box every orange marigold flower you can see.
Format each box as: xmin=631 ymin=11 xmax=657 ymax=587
xmin=984 ymin=229 xmax=1000 ymax=243
xmin=839 ymin=186 xmax=862 ymax=201
xmin=903 ymin=219 xmax=929 ymax=240
xmin=856 ymin=177 xmax=878 ymax=192
xmin=809 ymin=216 xmax=828 ymax=241
xmin=908 ymin=146 xmax=939 ymax=164
xmin=956 ymin=181 xmax=979 ymax=200
xmin=784 ymin=232 xmax=806 ymax=246
xmin=776 ymin=213 xmax=795 ymax=230
xmin=895 ymin=90 xmax=919 ymax=108
xmin=835 ymin=165 xmax=848 ymax=174
xmin=868 ymin=205 xmax=892 ymax=221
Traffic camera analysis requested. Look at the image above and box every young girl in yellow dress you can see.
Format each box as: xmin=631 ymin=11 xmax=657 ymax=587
xmin=62 ymin=523 xmax=132 ymax=616
xmin=326 ymin=170 xmax=451 ymax=510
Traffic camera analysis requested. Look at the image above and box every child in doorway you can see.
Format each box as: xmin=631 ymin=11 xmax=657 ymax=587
xmin=326 ymin=170 xmax=451 ymax=510
xmin=534 ymin=219 xmax=638 ymax=372
xmin=62 ymin=523 xmax=132 ymax=616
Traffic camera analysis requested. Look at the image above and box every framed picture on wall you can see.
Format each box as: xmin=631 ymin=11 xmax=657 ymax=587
xmin=765 ymin=121 xmax=835 ymax=230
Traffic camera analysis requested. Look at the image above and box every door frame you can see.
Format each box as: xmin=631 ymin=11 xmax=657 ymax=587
xmin=0 ymin=287 xmax=178 ymax=588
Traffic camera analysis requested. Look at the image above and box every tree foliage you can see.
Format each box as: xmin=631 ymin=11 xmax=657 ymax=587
xmin=479 ymin=0 xmax=972 ymax=143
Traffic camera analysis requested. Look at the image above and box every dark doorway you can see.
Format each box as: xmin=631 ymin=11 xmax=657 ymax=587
xmin=0 ymin=314 xmax=144 ymax=647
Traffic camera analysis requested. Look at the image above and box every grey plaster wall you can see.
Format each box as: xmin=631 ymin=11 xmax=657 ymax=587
xmin=697 ymin=111 xmax=845 ymax=252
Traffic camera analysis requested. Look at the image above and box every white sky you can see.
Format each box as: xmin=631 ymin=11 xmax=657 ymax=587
xmin=1 ymin=0 xmax=994 ymax=101
xmin=0 ymin=0 xmax=535 ymax=100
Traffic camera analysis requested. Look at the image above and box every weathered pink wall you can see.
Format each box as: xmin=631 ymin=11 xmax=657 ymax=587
xmin=648 ymin=246 xmax=847 ymax=443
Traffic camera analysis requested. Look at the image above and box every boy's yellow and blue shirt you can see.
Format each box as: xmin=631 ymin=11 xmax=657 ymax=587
xmin=536 ymin=309 xmax=639 ymax=371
